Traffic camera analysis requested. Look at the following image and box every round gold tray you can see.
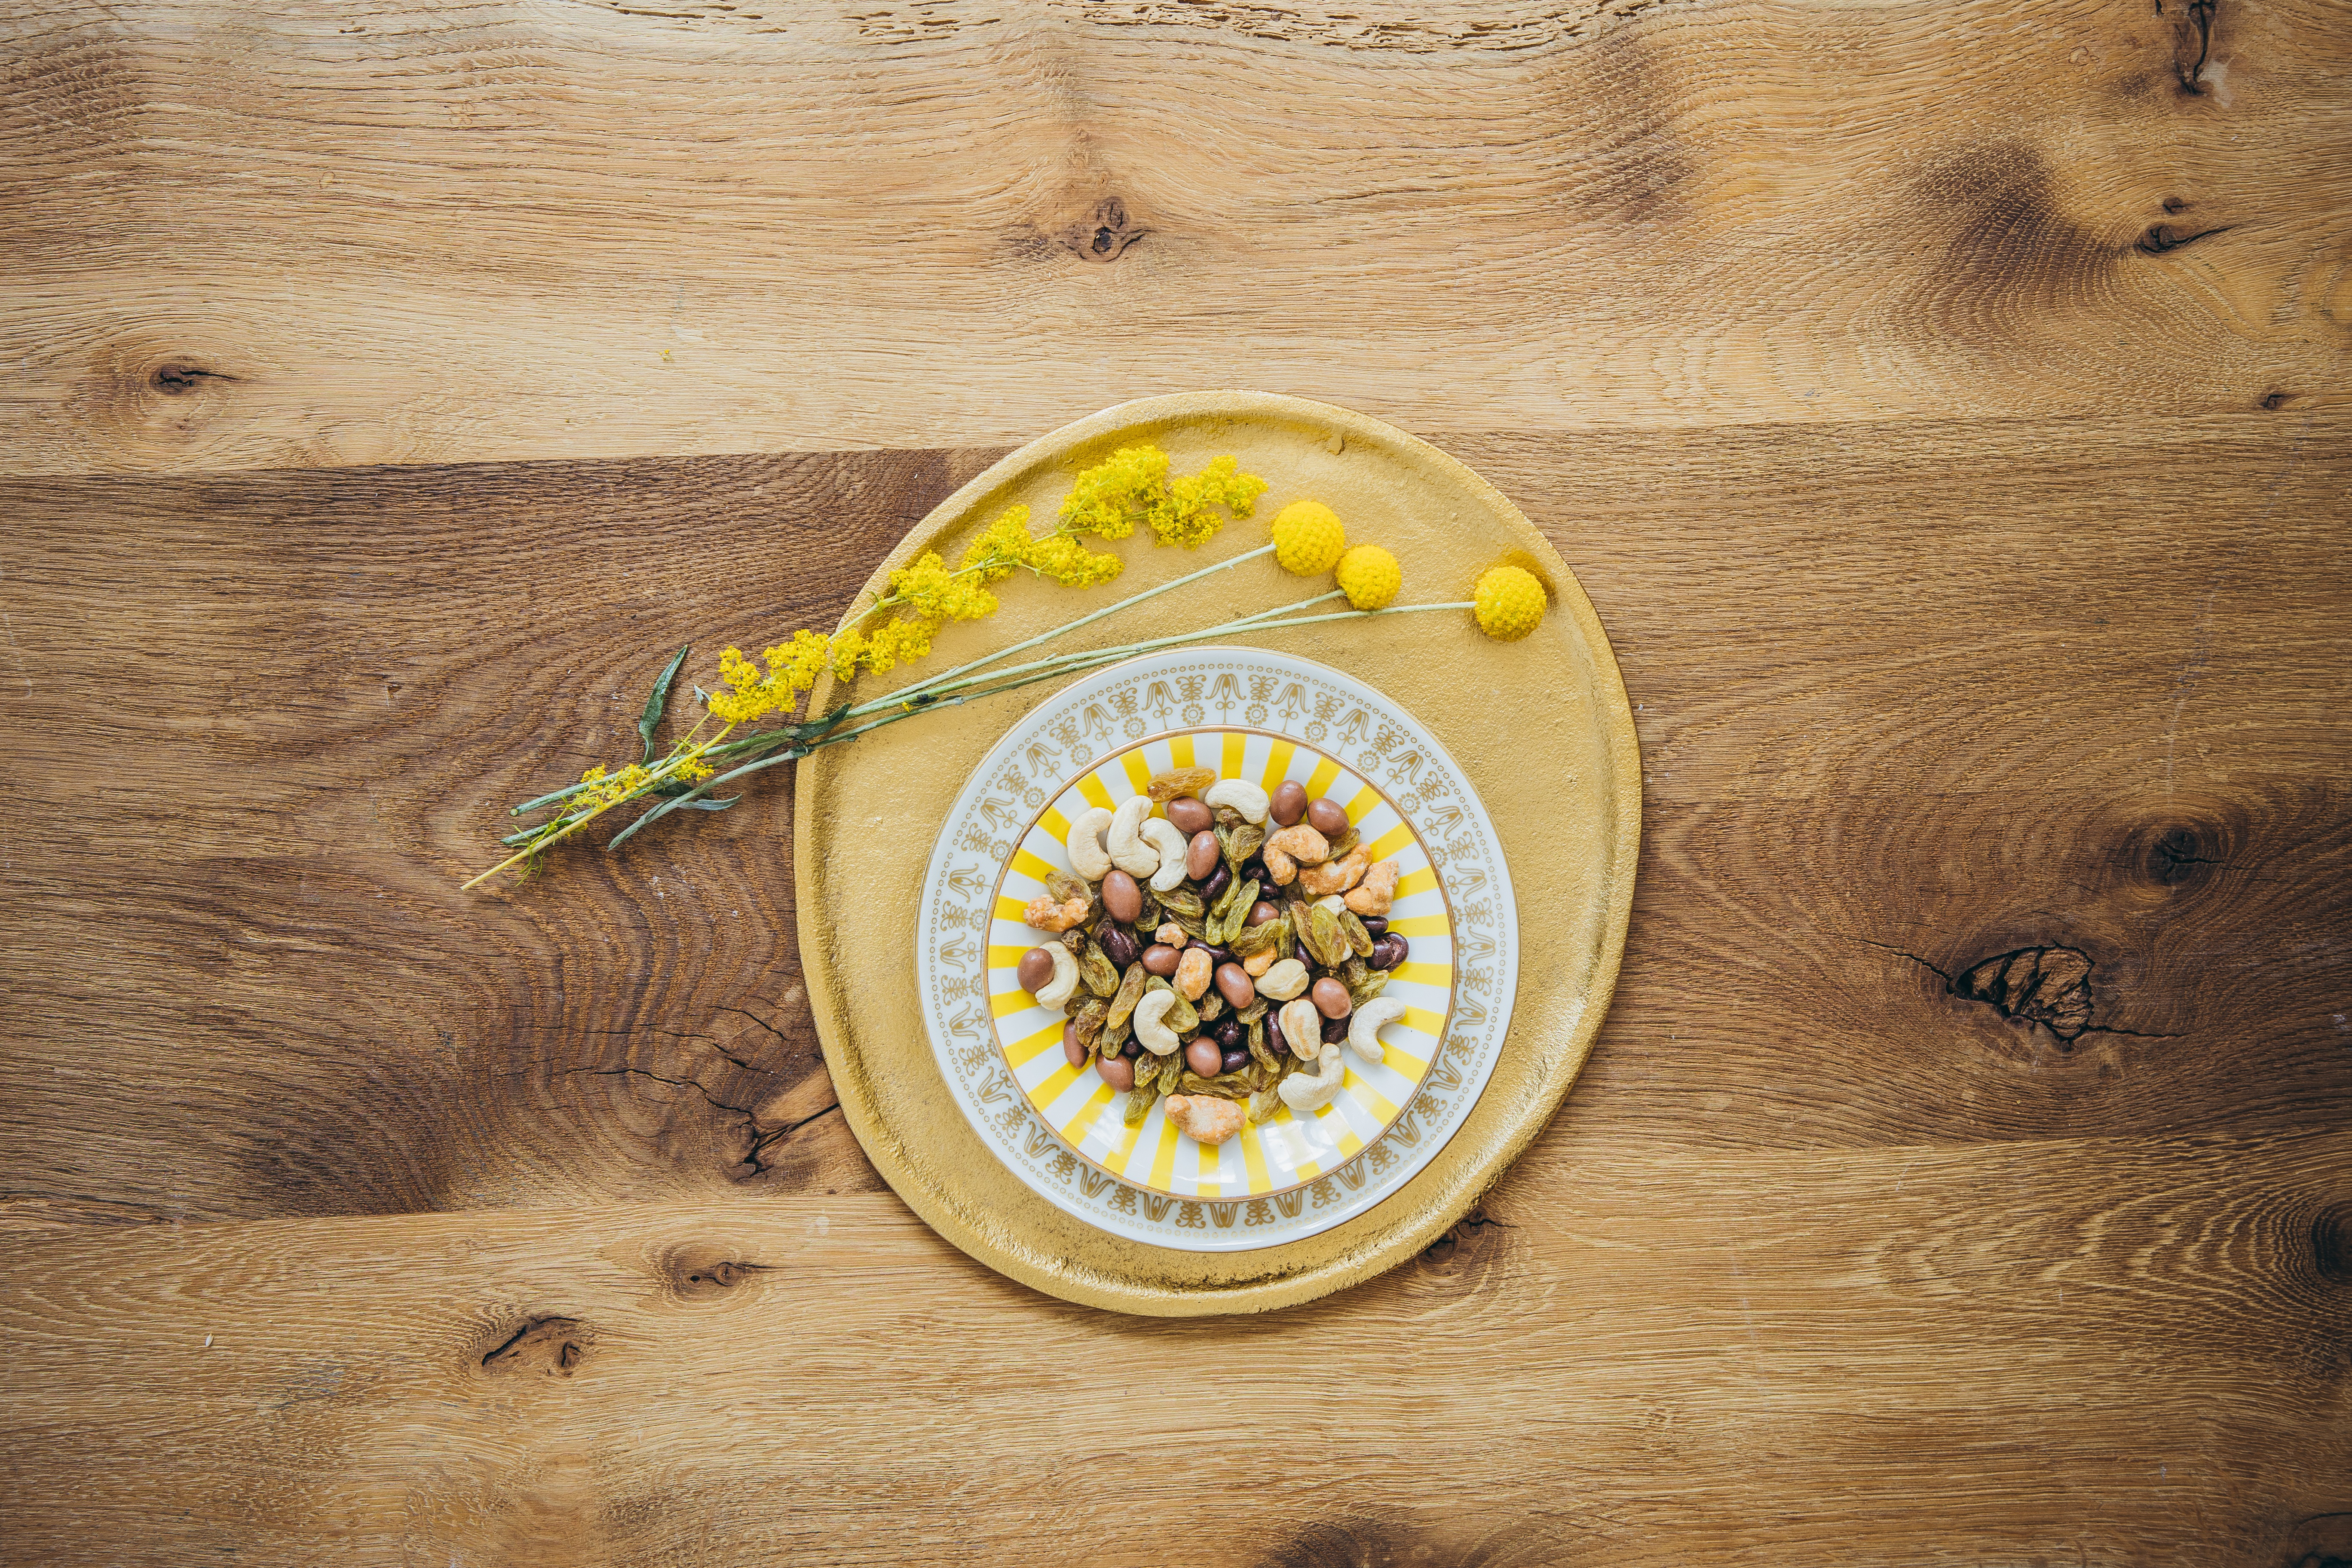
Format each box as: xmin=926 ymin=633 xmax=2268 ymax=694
xmin=795 ymin=392 xmax=1640 ymax=1315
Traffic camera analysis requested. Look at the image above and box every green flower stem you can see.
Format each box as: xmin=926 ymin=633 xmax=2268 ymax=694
xmin=872 ymin=589 xmax=1347 ymax=711
xmin=839 ymin=541 xmax=1279 ymax=725
xmin=764 ymin=596 xmax=1478 ymax=766
xmin=543 ymin=542 xmax=1289 ymax=809
xmin=465 ymin=742 xmax=714 ymax=889
xmin=511 ymin=778 xmax=597 ymax=816
xmin=551 ymin=591 xmax=1482 ymax=870
xmin=609 ymin=593 xmax=1352 ymax=847
xmin=520 ymin=594 xmax=1479 ymax=854
xmin=789 ymin=598 xmax=1477 ymax=753
xmin=677 ymin=577 xmax=1329 ymax=775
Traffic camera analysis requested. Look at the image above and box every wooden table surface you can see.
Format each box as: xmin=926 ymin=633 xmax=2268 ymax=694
xmin=5 ymin=2 xmax=2349 ymax=1562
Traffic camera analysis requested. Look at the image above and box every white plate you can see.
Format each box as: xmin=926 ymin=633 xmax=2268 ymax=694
xmin=916 ymin=646 xmax=1519 ymax=1252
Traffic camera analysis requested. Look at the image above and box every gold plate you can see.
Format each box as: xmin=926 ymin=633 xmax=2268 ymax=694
xmin=795 ymin=392 xmax=1640 ymax=1315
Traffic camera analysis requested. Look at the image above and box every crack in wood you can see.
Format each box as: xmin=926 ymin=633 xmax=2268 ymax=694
xmin=2173 ymin=0 xmax=2217 ymax=94
xmin=570 ymin=1065 xmax=755 ymax=1118
xmin=1951 ymin=946 xmax=2099 ymax=1041
xmin=1844 ymin=937 xmax=2184 ymax=1048
xmin=1058 ymin=197 xmax=1146 ymax=263
xmin=747 ymin=1102 xmax=842 ymax=1174
xmin=2135 ymin=222 xmax=2231 ymax=255
xmin=481 ymin=1316 xmax=591 ymax=1375
xmin=150 ymin=364 xmax=239 ymax=396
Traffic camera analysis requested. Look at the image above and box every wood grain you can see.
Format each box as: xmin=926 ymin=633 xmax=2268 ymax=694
xmin=4 ymin=0 xmax=2348 ymax=1556
xmin=3 ymin=0 xmax=2348 ymax=474
xmin=3 ymin=1135 xmax=2346 ymax=1564
xmin=5 ymin=419 xmax=2344 ymax=1230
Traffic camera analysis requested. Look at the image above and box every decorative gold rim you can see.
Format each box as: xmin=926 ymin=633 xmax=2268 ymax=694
xmin=979 ymin=721 xmax=1460 ymax=1204
xmin=794 ymin=390 xmax=1642 ymax=1316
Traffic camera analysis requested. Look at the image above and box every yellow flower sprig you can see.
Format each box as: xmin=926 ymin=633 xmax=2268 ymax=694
xmin=475 ymin=444 xmax=1270 ymax=883
xmin=682 ymin=444 xmax=1268 ymax=737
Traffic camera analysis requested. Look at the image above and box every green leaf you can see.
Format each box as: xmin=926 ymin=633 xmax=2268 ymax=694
xmin=677 ymin=796 xmax=740 ymax=812
xmin=639 ymin=644 xmax=691 ymax=765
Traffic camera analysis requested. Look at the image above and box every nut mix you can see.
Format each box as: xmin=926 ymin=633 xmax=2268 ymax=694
xmin=1017 ymin=765 xmax=1407 ymax=1146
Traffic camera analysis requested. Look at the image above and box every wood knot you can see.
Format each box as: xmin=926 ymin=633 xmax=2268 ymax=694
xmin=1415 ymin=1207 xmax=1516 ymax=1297
xmin=1255 ymin=1515 xmax=1436 ymax=1568
xmin=1950 ymin=946 xmax=2097 ymax=1043
xmin=2171 ymin=0 xmax=2216 ymax=94
xmin=481 ymin=1316 xmax=592 ymax=1376
xmin=2146 ymin=823 xmax=2217 ymax=886
xmin=2125 ymin=811 xmax=2233 ymax=890
xmin=661 ymin=1243 xmax=773 ymax=1301
xmin=151 ymin=362 xmax=236 ymax=396
xmin=2135 ymin=222 xmax=2230 ymax=256
xmin=2276 ymin=1510 xmax=2352 ymax=1568
xmin=1060 ymin=198 xmax=1146 ymax=264
xmin=2311 ymin=1203 xmax=2352 ymax=1285
xmin=2261 ymin=390 xmax=2292 ymax=410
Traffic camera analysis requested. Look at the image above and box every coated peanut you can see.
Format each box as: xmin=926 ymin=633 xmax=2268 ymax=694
xmin=1175 ymin=945 xmax=1213 ymax=1001
xmin=1164 ymin=1093 xmax=1246 ymax=1145
xmin=1343 ymin=858 xmax=1400 ymax=916
xmin=1298 ymin=844 xmax=1370 ymax=897
xmin=1023 ymin=894 xmax=1090 ymax=933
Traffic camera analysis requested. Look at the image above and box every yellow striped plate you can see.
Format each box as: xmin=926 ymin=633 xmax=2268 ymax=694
xmin=918 ymin=647 xmax=1517 ymax=1252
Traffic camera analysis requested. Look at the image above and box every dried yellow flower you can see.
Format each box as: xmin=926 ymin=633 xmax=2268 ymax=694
xmin=1473 ymin=565 xmax=1547 ymax=641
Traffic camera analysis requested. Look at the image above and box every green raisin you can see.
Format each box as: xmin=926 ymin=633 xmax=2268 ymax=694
xmin=1107 ymin=964 xmax=1148 ymax=1030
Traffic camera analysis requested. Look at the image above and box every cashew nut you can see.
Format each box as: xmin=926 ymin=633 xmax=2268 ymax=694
xmin=1023 ymin=894 xmax=1090 ymax=933
xmin=1202 ymin=779 xmax=1269 ymax=825
xmin=1107 ymin=796 xmax=1159 ymax=877
xmin=1064 ymin=806 xmax=1113 ymax=881
xmin=1164 ymin=1093 xmax=1245 ymax=1145
xmin=1344 ymin=858 xmax=1400 ymax=916
xmin=1140 ymin=818 xmax=1190 ymax=891
xmin=1133 ymin=989 xmax=1181 ymax=1055
xmin=1257 ymin=958 xmax=1309 ymax=1000
xmin=1279 ymin=1044 xmax=1345 ymax=1112
xmin=1347 ymin=996 xmax=1405 ymax=1065
xmin=1033 ymin=943 xmax=1079 ymax=1010
xmin=1278 ymin=997 xmax=1322 ymax=1059
xmin=1299 ymin=844 xmax=1371 ymax=896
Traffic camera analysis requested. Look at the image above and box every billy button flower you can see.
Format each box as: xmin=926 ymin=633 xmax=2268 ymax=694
xmin=1334 ymin=545 xmax=1401 ymax=610
xmin=1472 ymin=565 xmax=1549 ymax=642
xmin=1269 ymin=500 xmax=1347 ymax=576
